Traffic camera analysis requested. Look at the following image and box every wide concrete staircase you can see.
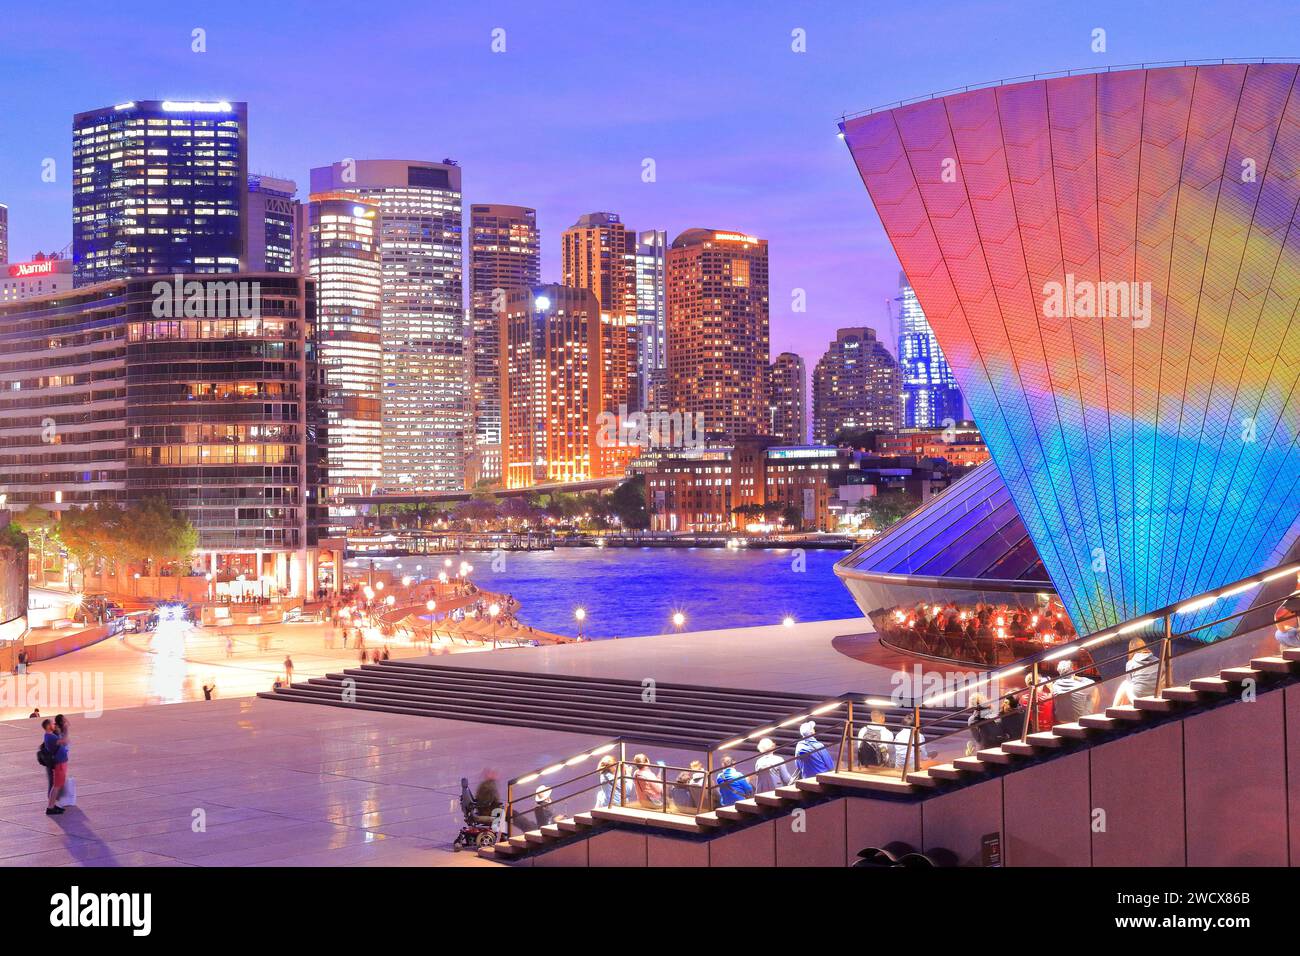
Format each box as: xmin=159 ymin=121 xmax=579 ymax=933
xmin=257 ymin=660 xmax=969 ymax=747
xmin=484 ymin=646 xmax=1300 ymax=863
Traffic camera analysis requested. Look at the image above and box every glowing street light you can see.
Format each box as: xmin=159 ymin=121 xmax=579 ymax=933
xmin=426 ymin=599 xmax=437 ymax=644
xmin=672 ymin=611 xmax=685 ymax=631
xmin=574 ymin=607 xmax=586 ymax=640
xmin=782 ymin=616 xmax=795 ymax=627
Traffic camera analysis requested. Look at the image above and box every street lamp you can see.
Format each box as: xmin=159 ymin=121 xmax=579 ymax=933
xmin=426 ymin=599 xmax=436 ymax=645
xmin=574 ymin=607 xmax=586 ymax=640
xmin=783 ymin=615 xmax=795 ymax=627
xmin=672 ymin=611 xmax=685 ymax=631
xmin=489 ymin=602 xmax=500 ymax=647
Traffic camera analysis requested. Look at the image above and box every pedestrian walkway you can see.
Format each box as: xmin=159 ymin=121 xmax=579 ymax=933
xmin=0 ymin=697 xmax=598 ymax=866
xmin=0 ymin=618 xmax=489 ymax=721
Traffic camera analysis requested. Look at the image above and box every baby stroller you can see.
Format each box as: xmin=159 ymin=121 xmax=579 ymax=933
xmin=452 ymin=777 xmax=503 ymax=852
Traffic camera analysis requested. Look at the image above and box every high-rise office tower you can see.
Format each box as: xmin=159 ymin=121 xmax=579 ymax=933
xmin=72 ymin=100 xmax=248 ymax=286
xmin=768 ymin=351 xmax=807 ymax=444
xmin=468 ymin=204 xmax=540 ymax=485
xmin=0 ymin=203 xmax=8 ymax=264
xmin=310 ymin=160 xmax=465 ymax=491
xmin=246 ymin=175 xmax=298 ymax=273
xmin=811 ymin=327 xmax=901 ymax=444
xmin=305 ymin=193 xmax=384 ymax=501
xmin=666 ymin=228 xmax=770 ymax=442
xmin=635 ymin=229 xmax=668 ymax=413
xmin=500 ymin=285 xmax=605 ymax=488
xmin=562 ymin=213 xmax=639 ymax=416
xmin=896 ymin=273 xmax=962 ymax=428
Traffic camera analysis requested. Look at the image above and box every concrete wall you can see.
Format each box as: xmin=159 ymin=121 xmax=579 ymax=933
xmin=526 ymin=685 xmax=1300 ymax=867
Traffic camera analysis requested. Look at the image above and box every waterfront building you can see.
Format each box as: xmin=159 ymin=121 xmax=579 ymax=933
xmin=2 ymin=255 xmax=74 ymax=302
xmin=310 ymin=160 xmax=466 ymax=492
xmin=246 ymin=175 xmax=299 ymax=273
xmin=644 ymin=438 xmax=856 ymax=533
xmin=897 ymin=273 xmax=963 ymax=428
xmin=635 ymin=229 xmax=668 ymax=413
xmin=839 ymin=61 xmax=1300 ymax=635
xmin=72 ymin=100 xmax=248 ymax=286
xmin=304 ymin=193 xmax=384 ymax=501
xmin=500 ymin=284 xmax=605 ymax=488
xmin=768 ymin=351 xmax=807 ymax=445
xmin=469 ymin=204 xmax=540 ymax=485
xmin=665 ymin=228 xmax=770 ymax=443
xmin=811 ymin=327 xmax=900 ymax=444
xmin=0 ymin=273 xmax=331 ymax=596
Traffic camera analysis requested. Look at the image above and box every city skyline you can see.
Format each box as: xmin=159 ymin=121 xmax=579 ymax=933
xmin=9 ymin=2 xmax=1298 ymax=375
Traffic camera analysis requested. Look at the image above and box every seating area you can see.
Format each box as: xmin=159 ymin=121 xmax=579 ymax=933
xmin=486 ymin=643 xmax=1300 ymax=864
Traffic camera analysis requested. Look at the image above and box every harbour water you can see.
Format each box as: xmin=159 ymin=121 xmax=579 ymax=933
xmin=347 ymin=546 xmax=860 ymax=638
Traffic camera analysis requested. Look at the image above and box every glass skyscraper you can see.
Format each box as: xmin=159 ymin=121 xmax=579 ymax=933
xmin=894 ymin=273 xmax=967 ymax=429
xmin=896 ymin=272 xmax=962 ymax=428
xmin=305 ymin=193 xmax=384 ymax=500
xmin=72 ymin=100 xmax=248 ymax=286
xmin=246 ymin=175 xmax=298 ymax=273
xmin=310 ymin=160 xmax=466 ymax=492
xmin=635 ymin=229 xmax=668 ymax=413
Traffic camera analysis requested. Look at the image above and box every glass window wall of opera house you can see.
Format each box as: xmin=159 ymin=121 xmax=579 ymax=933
xmin=835 ymin=460 xmax=1079 ymax=668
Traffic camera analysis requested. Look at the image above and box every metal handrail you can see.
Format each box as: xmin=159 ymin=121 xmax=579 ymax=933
xmin=838 ymin=58 xmax=1300 ymax=123
xmin=500 ymin=560 xmax=1300 ymax=832
xmin=903 ymin=587 xmax=1298 ymax=769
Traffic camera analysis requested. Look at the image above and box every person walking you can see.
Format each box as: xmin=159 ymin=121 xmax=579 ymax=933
xmin=283 ymin=655 xmax=294 ymax=684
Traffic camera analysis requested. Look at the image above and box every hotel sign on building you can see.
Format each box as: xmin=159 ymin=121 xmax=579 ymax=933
xmin=1 ymin=257 xmax=73 ymax=302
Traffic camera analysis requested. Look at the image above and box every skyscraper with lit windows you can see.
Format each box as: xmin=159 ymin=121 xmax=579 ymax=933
xmin=469 ymin=204 xmax=540 ymax=484
xmin=310 ymin=159 xmax=465 ymax=491
xmin=811 ymin=327 xmax=900 ymax=443
xmin=768 ymin=351 xmax=807 ymax=444
xmin=500 ymin=285 xmax=605 ymax=488
xmin=72 ymin=100 xmax=248 ymax=286
xmin=666 ymin=228 xmax=770 ymax=442
xmin=635 ymin=229 xmax=668 ymax=413
xmin=246 ymin=175 xmax=298 ymax=273
xmin=896 ymin=273 xmax=962 ymax=428
xmin=562 ymin=213 xmax=639 ymax=417
xmin=305 ymin=193 xmax=383 ymax=500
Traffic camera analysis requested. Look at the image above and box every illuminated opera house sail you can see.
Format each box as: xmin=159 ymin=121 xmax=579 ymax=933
xmin=840 ymin=62 xmax=1300 ymax=637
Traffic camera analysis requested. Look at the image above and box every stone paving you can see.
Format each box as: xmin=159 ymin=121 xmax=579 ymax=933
xmin=0 ymin=696 xmax=598 ymax=867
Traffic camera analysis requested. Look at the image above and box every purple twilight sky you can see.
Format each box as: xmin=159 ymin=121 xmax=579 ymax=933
xmin=3 ymin=0 xmax=1298 ymax=371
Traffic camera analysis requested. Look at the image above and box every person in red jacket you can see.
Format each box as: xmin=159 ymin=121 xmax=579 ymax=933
xmin=1017 ymin=671 xmax=1055 ymax=734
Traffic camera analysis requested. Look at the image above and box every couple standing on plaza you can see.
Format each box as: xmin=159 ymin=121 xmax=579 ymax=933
xmin=37 ymin=714 xmax=74 ymax=815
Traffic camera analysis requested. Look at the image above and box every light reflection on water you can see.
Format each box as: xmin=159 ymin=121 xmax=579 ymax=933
xmin=350 ymin=547 xmax=857 ymax=639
